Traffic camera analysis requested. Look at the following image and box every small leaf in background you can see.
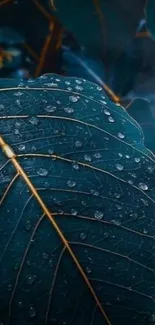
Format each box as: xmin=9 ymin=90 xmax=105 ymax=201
xmin=0 ymin=74 xmax=155 ymax=325
xmin=127 ymin=98 xmax=155 ymax=154
xmin=145 ymin=0 xmax=155 ymax=40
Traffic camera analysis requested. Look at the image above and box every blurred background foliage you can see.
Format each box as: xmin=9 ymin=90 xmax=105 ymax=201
xmin=0 ymin=0 xmax=155 ymax=152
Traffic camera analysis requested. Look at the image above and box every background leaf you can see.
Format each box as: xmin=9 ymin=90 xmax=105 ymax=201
xmin=0 ymin=74 xmax=155 ymax=325
xmin=145 ymin=0 xmax=155 ymax=40
xmin=50 ymin=0 xmax=145 ymax=62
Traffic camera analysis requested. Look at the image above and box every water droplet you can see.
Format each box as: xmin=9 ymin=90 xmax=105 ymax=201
xmin=138 ymin=183 xmax=148 ymax=191
xmin=18 ymin=144 xmax=26 ymax=151
xmin=108 ymin=116 xmax=115 ymax=123
xmin=27 ymin=275 xmax=36 ymax=285
xmin=111 ymin=220 xmax=121 ymax=226
xmin=143 ymin=229 xmax=148 ymax=234
xmin=114 ymin=193 xmax=121 ymax=199
xmin=29 ymin=306 xmax=36 ymax=318
xmin=75 ymin=85 xmax=83 ymax=91
xmin=45 ymin=82 xmax=57 ymax=87
xmin=44 ymin=105 xmax=56 ymax=112
xmin=69 ymin=95 xmax=78 ymax=102
xmin=64 ymin=107 xmax=74 ymax=114
xmin=90 ymin=189 xmax=99 ymax=196
xmin=14 ymin=91 xmax=23 ymax=96
xmin=80 ymin=232 xmax=87 ymax=240
xmin=49 ymin=259 xmax=53 ymax=267
xmin=116 ymin=164 xmax=123 ymax=171
xmin=140 ymin=198 xmax=149 ymax=206
xmin=75 ymin=140 xmax=82 ymax=147
xmin=94 ymin=210 xmax=104 ymax=220
xmin=86 ymin=266 xmax=91 ymax=274
xmin=104 ymin=109 xmax=110 ymax=115
xmin=67 ymin=180 xmax=76 ymax=188
xmin=71 ymin=209 xmax=77 ymax=216
xmin=97 ymin=86 xmax=102 ymax=91
xmin=147 ymin=165 xmax=155 ymax=173
xmin=94 ymin=152 xmax=102 ymax=158
xmin=75 ymin=79 xmax=82 ymax=84
xmin=24 ymin=220 xmax=32 ymax=231
xmin=65 ymin=81 xmax=71 ymax=85
xmin=42 ymin=252 xmax=49 ymax=260
xmin=100 ymin=100 xmax=107 ymax=105
xmin=134 ymin=157 xmax=140 ymax=163
xmin=118 ymin=153 xmax=123 ymax=157
xmin=118 ymin=132 xmax=125 ymax=139
xmin=130 ymin=213 xmax=138 ymax=220
xmin=7 ymin=284 xmax=12 ymax=291
xmin=48 ymin=149 xmax=54 ymax=154
xmin=72 ymin=162 xmax=80 ymax=170
xmin=14 ymin=128 xmax=20 ymax=135
xmin=37 ymin=168 xmax=48 ymax=176
xmin=29 ymin=116 xmax=39 ymax=125
xmin=116 ymin=204 xmax=123 ymax=210
xmin=128 ymin=180 xmax=133 ymax=185
xmin=125 ymin=155 xmax=130 ymax=159
xmin=84 ymin=155 xmax=91 ymax=162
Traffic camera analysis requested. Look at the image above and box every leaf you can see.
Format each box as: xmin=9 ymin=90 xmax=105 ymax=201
xmin=49 ymin=0 xmax=145 ymax=61
xmin=127 ymin=98 xmax=155 ymax=153
xmin=145 ymin=0 xmax=155 ymax=40
xmin=0 ymin=74 xmax=155 ymax=325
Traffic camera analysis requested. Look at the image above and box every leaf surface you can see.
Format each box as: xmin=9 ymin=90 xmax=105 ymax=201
xmin=0 ymin=74 xmax=155 ymax=325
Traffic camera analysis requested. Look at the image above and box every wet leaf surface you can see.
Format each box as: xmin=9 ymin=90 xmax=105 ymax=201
xmin=0 ymin=74 xmax=155 ymax=325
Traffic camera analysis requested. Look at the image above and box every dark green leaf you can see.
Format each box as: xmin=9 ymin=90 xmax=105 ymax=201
xmin=127 ymin=98 xmax=155 ymax=153
xmin=145 ymin=0 xmax=155 ymax=40
xmin=0 ymin=74 xmax=155 ymax=325
xmin=50 ymin=0 xmax=145 ymax=61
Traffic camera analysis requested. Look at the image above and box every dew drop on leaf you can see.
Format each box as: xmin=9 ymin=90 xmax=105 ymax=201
xmin=86 ymin=266 xmax=92 ymax=274
xmin=44 ymin=105 xmax=56 ymax=112
xmin=27 ymin=275 xmax=36 ymax=285
xmin=71 ymin=209 xmax=78 ymax=216
xmin=75 ymin=85 xmax=83 ymax=91
xmin=94 ymin=152 xmax=102 ymax=158
xmin=72 ymin=162 xmax=80 ymax=170
xmin=138 ymin=183 xmax=148 ymax=191
xmin=80 ymin=232 xmax=87 ymax=240
xmin=114 ymin=193 xmax=121 ymax=199
xmin=24 ymin=220 xmax=32 ymax=231
xmin=69 ymin=95 xmax=79 ymax=102
xmin=104 ymin=109 xmax=110 ymax=115
xmin=134 ymin=157 xmax=140 ymax=163
xmin=140 ymin=198 xmax=149 ymax=206
xmin=42 ymin=252 xmax=49 ymax=260
xmin=116 ymin=163 xmax=124 ymax=171
xmin=118 ymin=153 xmax=123 ymax=157
xmin=108 ymin=116 xmax=115 ymax=122
xmin=29 ymin=116 xmax=39 ymax=125
xmin=94 ymin=210 xmax=104 ymax=220
xmin=118 ymin=132 xmax=125 ymax=139
xmin=64 ymin=107 xmax=74 ymax=114
xmin=18 ymin=144 xmax=26 ymax=151
xmin=28 ymin=306 xmax=36 ymax=318
xmin=37 ymin=168 xmax=48 ymax=177
xmin=67 ymin=180 xmax=76 ymax=188
xmin=75 ymin=140 xmax=82 ymax=147
xmin=14 ymin=91 xmax=23 ymax=96
xmin=84 ymin=155 xmax=91 ymax=162
xmin=49 ymin=259 xmax=53 ymax=267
